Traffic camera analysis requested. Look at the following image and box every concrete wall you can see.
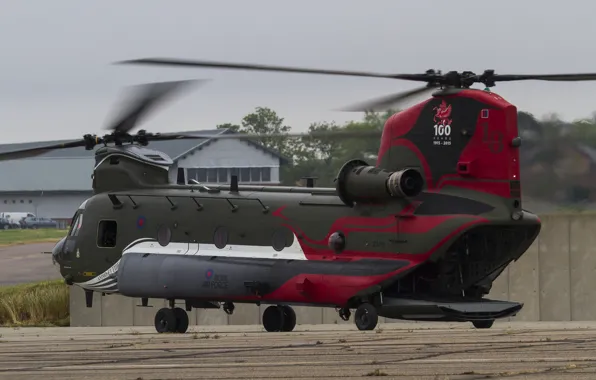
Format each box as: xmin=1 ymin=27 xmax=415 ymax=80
xmin=70 ymin=213 xmax=596 ymax=327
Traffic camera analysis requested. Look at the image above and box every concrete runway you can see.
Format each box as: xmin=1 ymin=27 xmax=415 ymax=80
xmin=1 ymin=322 xmax=596 ymax=379
xmin=0 ymin=242 xmax=60 ymax=285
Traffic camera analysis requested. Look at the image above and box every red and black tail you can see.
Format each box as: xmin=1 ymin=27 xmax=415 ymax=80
xmin=376 ymin=89 xmax=521 ymax=205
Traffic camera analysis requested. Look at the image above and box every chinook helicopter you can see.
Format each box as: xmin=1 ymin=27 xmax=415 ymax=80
xmin=6 ymin=59 xmax=596 ymax=334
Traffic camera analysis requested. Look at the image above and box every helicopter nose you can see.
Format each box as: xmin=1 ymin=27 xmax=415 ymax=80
xmin=51 ymin=236 xmax=67 ymax=265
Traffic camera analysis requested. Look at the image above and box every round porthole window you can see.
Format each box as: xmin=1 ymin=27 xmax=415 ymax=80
xmin=213 ymin=227 xmax=229 ymax=249
xmin=157 ymin=225 xmax=172 ymax=247
xmin=271 ymin=228 xmax=295 ymax=252
xmin=271 ymin=229 xmax=286 ymax=252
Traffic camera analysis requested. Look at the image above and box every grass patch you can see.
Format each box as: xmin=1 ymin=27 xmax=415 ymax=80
xmin=0 ymin=280 xmax=69 ymax=327
xmin=0 ymin=228 xmax=67 ymax=247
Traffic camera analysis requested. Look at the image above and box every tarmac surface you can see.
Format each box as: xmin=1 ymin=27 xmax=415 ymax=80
xmin=1 ymin=322 xmax=596 ymax=379
xmin=0 ymin=242 xmax=59 ymax=285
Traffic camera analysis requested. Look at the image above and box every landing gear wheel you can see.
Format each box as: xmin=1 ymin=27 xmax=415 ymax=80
xmin=262 ymin=305 xmax=285 ymax=332
xmin=223 ymin=302 xmax=235 ymax=315
xmin=339 ymin=307 xmax=351 ymax=321
xmin=154 ymin=308 xmax=176 ymax=333
xmin=354 ymin=303 xmax=378 ymax=331
xmin=281 ymin=305 xmax=296 ymax=332
xmin=173 ymin=307 xmax=189 ymax=333
xmin=472 ymin=320 xmax=494 ymax=329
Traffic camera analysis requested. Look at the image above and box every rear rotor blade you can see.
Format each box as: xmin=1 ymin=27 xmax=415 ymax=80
xmin=116 ymin=58 xmax=436 ymax=82
xmin=493 ymin=73 xmax=596 ymax=82
xmin=106 ymin=79 xmax=207 ymax=134
xmin=339 ymin=85 xmax=436 ymax=112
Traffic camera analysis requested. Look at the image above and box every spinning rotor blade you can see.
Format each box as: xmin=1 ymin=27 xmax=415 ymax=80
xmin=118 ymin=57 xmax=596 ymax=92
xmin=339 ymin=85 xmax=436 ymax=112
xmin=106 ymin=79 xmax=207 ymax=134
xmin=117 ymin=58 xmax=445 ymax=112
xmin=0 ymin=139 xmax=88 ymax=161
xmin=116 ymin=58 xmax=437 ymax=82
xmin=488 ymin=73 xmax=596 ymax=82
xmin=0 ymin=129 xmax=381 ymax=163
xmin=147 ymin=129 xmax=382 ymax=142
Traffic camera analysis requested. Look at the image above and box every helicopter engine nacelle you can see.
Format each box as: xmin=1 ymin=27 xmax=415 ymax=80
xmin=335 ymin=159 xmax=424 ymax=207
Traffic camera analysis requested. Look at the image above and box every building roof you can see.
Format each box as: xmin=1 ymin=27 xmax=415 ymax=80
xmin=0 ymin=128 xmax=288 ymax=192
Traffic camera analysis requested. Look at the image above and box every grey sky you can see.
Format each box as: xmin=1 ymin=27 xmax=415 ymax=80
xmin=2 ymin=0 xmax=596 ymax=143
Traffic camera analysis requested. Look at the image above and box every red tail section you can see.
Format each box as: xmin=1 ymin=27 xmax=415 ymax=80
xmin=376 ymin=89 xmax=520 ymax=200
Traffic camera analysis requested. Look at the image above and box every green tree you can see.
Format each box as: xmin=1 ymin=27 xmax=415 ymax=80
xmin=280 ymin=110 xmax=395 ymax=186
xmin=240 ymin=107 xmax=293 ymax=158
xmin=216 ymin=123 xmax=241 ymax=132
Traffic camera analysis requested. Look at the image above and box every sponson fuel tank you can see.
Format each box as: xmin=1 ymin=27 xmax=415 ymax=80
xmin=116 ymin=251 xmax=410 ymax=302
xmin=117 ymin=252 xmax=272 ymax=299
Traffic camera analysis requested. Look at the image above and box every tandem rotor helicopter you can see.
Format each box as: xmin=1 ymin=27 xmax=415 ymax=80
xmin=4 ymin=58 xmax=596 ymax=333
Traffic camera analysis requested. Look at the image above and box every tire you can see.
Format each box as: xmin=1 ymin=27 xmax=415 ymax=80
xmin=173 ymin=307 xmax=189 ymax=333
xmin=354 ymin=303 xmax=378 ymax=331
xmin=154 ymin=308 xmax=176 ymax=333
xmin=262 ymin=305 xmax=285 ymax=332
xmin=281 ymin=305 xmax=297 ymax=332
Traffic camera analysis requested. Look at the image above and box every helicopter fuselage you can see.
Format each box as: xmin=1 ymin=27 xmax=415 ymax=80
xmin=46 ymin=85 xmax=542 ymax=332
xmin=55 ymin=181 xmax=540 ymax=312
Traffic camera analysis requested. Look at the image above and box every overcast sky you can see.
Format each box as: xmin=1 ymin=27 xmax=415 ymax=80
xmin=1 ymin=0 xmax=596 ymax=143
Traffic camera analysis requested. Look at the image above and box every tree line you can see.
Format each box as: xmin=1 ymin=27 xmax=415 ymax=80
xmin=217 ymin=106 xmax=596 ymax=207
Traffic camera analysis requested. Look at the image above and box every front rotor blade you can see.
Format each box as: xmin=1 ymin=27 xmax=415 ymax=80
xmin=117 ymin=58 xmax=435 ymax=82
xmin=0 ymin=139 xmax=87 ymax=162
xmin=106 ymin=79 xmax=207 ymax=134
xmin=339 ymin=85 xmax=436 ymax=112
xmin=495 ymin=73 xmax=596 ymax=82
xmin=146 ymin=129 xmax=382 ymax=142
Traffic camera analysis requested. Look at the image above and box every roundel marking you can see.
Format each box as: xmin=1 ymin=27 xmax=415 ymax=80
xmin=137 ymin=216 xmax=146 ymax=229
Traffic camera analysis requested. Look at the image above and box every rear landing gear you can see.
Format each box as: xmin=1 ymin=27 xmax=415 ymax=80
xmin=154 ymin=306 xmax=189 ymax=333
xmin=354 ymin=303 xmax=378 ymax=331
xmin=262 ymin=305 xmax=296 ymax=332
xmin=472 ymin=319 xmax=494 ymax=329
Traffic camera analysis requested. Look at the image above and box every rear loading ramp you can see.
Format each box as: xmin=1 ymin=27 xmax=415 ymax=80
xmin=378 ymin=296 xmax=522 ymax=322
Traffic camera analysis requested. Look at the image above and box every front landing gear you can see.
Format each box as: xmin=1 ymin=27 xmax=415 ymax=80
xmin=354 ymin=303 xmax=378 ymax=331
xmin=154 ymin=306 xmax=189 ymax=333
xmin=262 ymin=305 xmax=296 ymax=332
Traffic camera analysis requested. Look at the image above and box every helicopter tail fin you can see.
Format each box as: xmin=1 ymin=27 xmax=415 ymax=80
xmin=376 ymin=90 xmax=522 ymax=207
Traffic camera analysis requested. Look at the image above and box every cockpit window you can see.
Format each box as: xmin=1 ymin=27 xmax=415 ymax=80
xmin=68 ymin=211 xmax=83 ymax=237
xmin=78 ymin=198 xmax=90 ymax=210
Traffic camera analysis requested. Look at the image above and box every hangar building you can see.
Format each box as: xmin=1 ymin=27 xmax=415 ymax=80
xmin=0 ymin=129 xmax=288 ymax=227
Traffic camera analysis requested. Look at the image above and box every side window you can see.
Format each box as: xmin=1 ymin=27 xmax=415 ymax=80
xmin=97 ymin=220 xmax=118 ymax=248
